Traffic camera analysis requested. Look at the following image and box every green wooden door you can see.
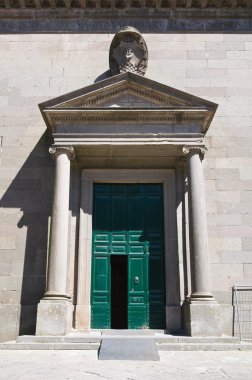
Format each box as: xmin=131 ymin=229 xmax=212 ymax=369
xmin=91 ymin=184 xmax=165 ymax=329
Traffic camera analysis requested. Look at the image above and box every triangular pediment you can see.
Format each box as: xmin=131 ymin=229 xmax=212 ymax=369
xmin=40 ymin=72 xmax=216 ymax=110
xmin=39 ymin=72 xmax=218 ymax=136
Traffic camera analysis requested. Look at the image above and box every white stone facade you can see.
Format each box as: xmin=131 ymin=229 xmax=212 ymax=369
xmin=0 ymin=33 xmax=252 ymax=341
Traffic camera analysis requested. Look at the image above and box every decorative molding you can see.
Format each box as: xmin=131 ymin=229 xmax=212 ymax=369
xmin=1 ymin=2 xmax=252 ymax=11
xmin=76 ymin=169 xmax=180 ymax=329
xmin=1 ymin=16 xmax=252 ymax=33
xmin=51 ymin=114 xmax=206 ymax=123
xmin=183 ymin=145 xmax=207 ymax=159
xmin=63 ymin=84 xmax=186 ymax=108
xmin=49 ymin=146 xmax=75 ymax=160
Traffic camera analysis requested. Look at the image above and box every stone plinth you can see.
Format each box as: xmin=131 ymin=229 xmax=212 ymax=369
xmin=182 ymin=300 xmax=221 ymax=337
xmin=36 ymin=300 xmax=73 ymax=336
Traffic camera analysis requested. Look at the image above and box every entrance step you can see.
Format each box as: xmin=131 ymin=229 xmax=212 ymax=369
xmin=157 ymin=342 xmax=252 ymax=351
xmin=0 ymin=332 xmax=101 ymax=350
xmin=0 ymin=342 xmax=100 ymax=350
xmin=1 ymin=331 xmax=252 ymax=351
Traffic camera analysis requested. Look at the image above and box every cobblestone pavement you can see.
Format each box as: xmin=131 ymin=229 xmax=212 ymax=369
xmin=0 ymin=350 xmax=252 ymax=380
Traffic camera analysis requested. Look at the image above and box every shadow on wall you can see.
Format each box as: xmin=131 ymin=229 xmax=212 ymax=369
xmin=0 ymin=131 xmax=54 ymax=336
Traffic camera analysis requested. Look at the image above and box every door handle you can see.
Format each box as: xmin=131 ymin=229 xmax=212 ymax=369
xmin=134 ymin=276 xmax=139 ymax=284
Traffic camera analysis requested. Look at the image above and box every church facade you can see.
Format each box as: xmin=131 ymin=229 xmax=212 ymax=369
xmin=0 ymin=4 xmax=252 ymax=341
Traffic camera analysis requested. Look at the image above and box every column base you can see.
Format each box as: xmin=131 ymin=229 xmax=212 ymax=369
xmin=36 ymin=299 xmax=73 ymax=336
xmin=165 ymin=306 xmax=181 ymax=333
xmin=182 ymin=298 xmax=221 ymax=336
xmin=74 ymin=305 xmax=91 ymax=330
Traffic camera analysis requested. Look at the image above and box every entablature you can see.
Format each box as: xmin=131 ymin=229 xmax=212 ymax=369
xmin=40 ymin=72 xmax=217 ymax=146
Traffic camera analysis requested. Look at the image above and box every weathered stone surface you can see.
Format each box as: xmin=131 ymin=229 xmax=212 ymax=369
xmin=182 ymin=301 xmax=221 ymax=337
xmin=0 ymin=304 xmax=20 ymax=342
xmin=36 ymin=300 xmax=73 ymax=336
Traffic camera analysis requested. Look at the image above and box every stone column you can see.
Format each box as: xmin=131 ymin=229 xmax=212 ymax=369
xmin=182 ymin=146 xmax=221 ymax=336
xmin=36 ymin=146 xmax=75 ymax=336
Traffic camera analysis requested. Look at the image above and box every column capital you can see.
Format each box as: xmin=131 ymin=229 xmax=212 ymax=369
xmin=183 ymin=145 xmax=207 ymax=159
xmin=49 ymin=146 xmax=75 ymax=160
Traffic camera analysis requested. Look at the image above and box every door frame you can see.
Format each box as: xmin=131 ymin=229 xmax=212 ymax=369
xmin=75 ymin=169 xmax=181 ymax=332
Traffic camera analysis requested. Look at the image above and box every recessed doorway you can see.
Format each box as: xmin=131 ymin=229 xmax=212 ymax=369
xmin=91 ymin=183 xmax=166 ymax=329
xmin=111 ymin=255 xmax=128 ymax=329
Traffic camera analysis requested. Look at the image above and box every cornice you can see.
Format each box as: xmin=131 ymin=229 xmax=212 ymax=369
xmin=44 ymin=108 xmax=209 ymax=133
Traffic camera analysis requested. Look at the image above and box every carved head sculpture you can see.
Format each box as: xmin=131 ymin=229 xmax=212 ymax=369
xmin=109 ymin=26 xmax=148 ymax=76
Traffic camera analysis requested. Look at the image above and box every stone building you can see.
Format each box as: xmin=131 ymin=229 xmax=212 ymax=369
xmin=0 ymin=3 xmax=252 ymax=342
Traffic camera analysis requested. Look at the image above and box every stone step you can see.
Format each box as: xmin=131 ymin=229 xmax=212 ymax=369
xmin=1 ymin=341 xmax=251 ymax=351
xmin=16 ymin=334 xmax=239 ymax=344
xmin=157 ymin=342 xmax=252 ymax=351
xmin=0 ymin=342 xmax=100 ymax=350
xmin=1 ymin=334 xmax=249 ymax=351
xmin=155 ymin=336 xmax=240 ymax=344
xmin=17 ymin=334 xmax=101 ymax=344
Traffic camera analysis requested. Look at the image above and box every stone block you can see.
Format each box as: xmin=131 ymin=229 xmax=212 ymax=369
xmin=0 ymin=263 xmax=11 ymax=275
xmin=0 ymin=290 xmax=21 ymax=304
xmin=75 ymin=305 xmax=90 ymax=330
xmin=212 ymin=290 xmax=232 ymax=304
xmin=220 ymin=251 xmax=252 ymax=264
xmin=186 ymin=34 xmax=223 ymax=42
xmin=242 ymin=214 xmax=252 ymax=225
xmin=242 ymin=238 xmax=252 ymax=251
xmin=211 ymin=263 xmax=243 ymax=289
xmin=227 ymin=50 xmax=252 ymax=60
xmin=0 ymin=304 xmax=20 ymax=342
xmin=219 ymin=304 xmax=233 ymax=336
xmin=215 ymin=180 xmax=240 ymax=191
xmin=182 ymin=301 xmax=221 ymax=337
xmin=36 ymin=300 xmax=73 ymax=336
xmin=241 ymin=191 xmax=252 ymax=202
xmin=165 ymin=306 xmax=181 ymax=333
xmin=0 ymin=275 xmax=22 ymax=290
xmin=206 ymin=41 xmax=245 ymax=51
xmin=205 ymin=168 xmax=240 ymax=180
xmin=149 ymin=50 xmax=187 ymax=60
xmin=187 ymin=68 xmax=227 ymax=79
xmin=207 ymin=214 xmax=241 ymax=226
xmin=209 ymin=226 xmax=252 ymax=238
xmin=243 ymin=264 xmax=252 ymax=278
xmin=187 ymin=50 xmax=227 ymax=60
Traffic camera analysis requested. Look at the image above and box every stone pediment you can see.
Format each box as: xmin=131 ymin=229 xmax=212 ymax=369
xmin=40 ymin=72 xmax=215 ymax=110
xmin=39 ymin=72 xmax=218 ymax=140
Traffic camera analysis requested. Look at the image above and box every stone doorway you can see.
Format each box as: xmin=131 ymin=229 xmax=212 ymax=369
xmin=91 ymin=183 xmax=166 ymax=330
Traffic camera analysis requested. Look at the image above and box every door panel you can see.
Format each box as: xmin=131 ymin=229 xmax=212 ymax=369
xmin=128 ymin=256 xmax=149 ymax=328
xmin=91 ymin=183 xmax=165 ymax=329
xmin=91 ymin=256 xmax=110 ymax=328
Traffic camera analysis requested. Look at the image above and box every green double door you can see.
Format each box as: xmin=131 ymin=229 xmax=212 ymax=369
xmin=91 ymin=184 xmax=166 ymax=329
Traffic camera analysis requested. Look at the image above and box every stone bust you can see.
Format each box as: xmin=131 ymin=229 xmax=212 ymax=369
xmin=109 ymin=26 xmax=148 ymax=76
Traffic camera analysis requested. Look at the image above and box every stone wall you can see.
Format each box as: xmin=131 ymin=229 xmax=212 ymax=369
xmin=0 ymin=33 xmax=252 ymax=341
